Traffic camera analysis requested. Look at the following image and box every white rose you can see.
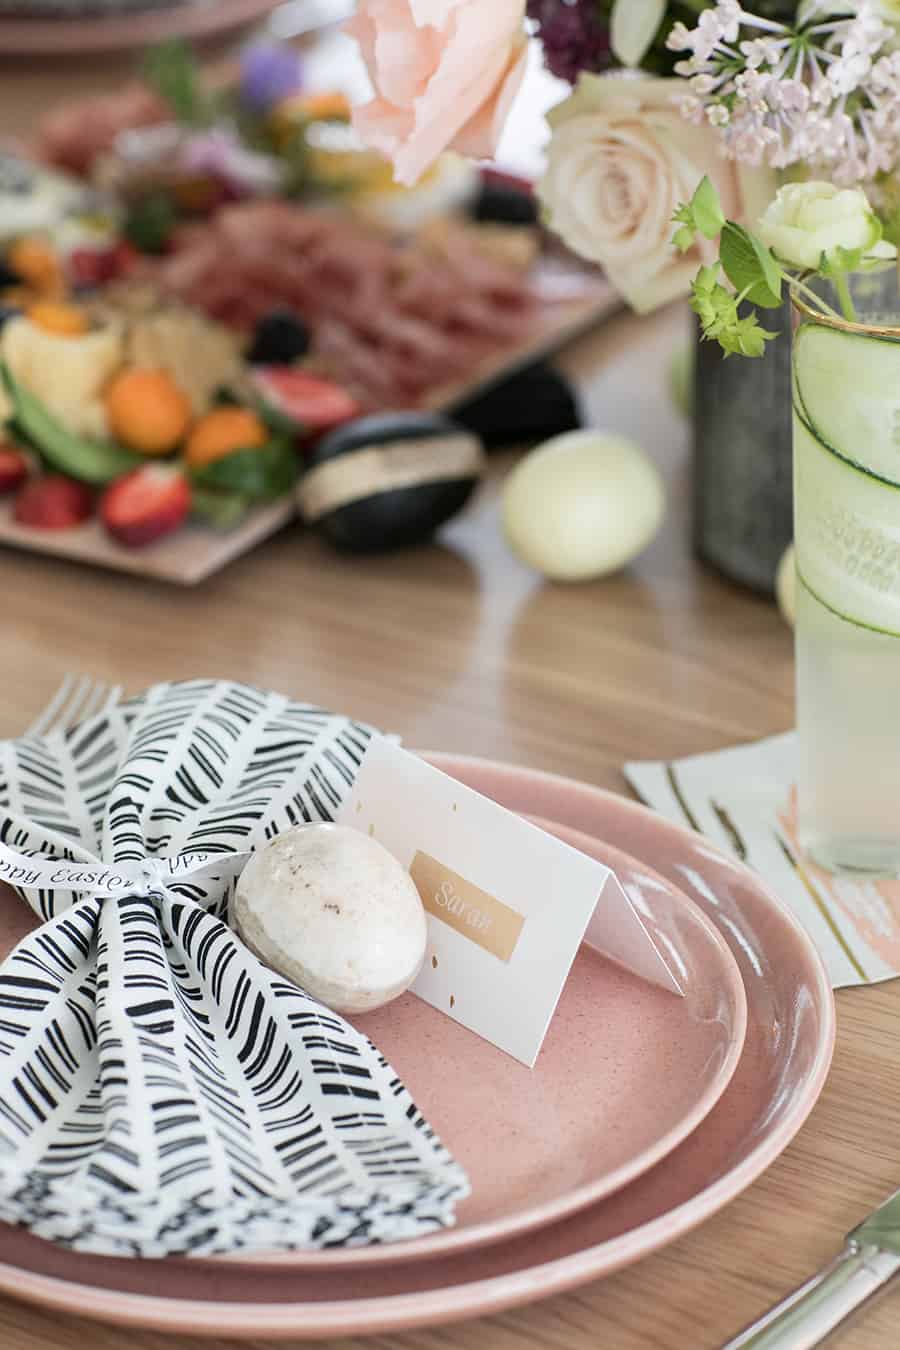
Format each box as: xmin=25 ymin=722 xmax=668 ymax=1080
xmin=537 ymin=74 xmax=773 ymax=313
xmin=757 ymin=181 xmax=893 ymax=270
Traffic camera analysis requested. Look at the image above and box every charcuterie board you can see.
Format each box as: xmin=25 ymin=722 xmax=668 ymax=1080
xmin=0 ymin=269 xmax=618 ymax=585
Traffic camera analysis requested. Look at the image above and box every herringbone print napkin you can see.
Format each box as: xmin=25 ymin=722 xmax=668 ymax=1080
xmin=0 ymin=679 xmax=468 ymax=1258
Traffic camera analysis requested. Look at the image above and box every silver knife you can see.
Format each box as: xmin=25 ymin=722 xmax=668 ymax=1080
xmin=722 ymin=1193 xmax=900 ymax=1349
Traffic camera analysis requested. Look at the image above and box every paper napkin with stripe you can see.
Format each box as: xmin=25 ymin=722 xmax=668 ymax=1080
xmin=0 ymin=680 xmax=469 ymax=1259
xmin=626 ymin=731 xmax=898 ymax=990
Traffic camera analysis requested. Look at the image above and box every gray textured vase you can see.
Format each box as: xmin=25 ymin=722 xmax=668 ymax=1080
xmin=693 ymin=300 xmax=793 ymax=595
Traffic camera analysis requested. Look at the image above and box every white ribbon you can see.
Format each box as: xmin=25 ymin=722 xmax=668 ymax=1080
xmin=0 ymin=836 xmax=249 ymax=897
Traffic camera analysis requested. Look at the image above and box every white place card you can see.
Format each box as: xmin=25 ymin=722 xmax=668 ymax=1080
xmin=337 ymin=738 xmax=682 ymax=1067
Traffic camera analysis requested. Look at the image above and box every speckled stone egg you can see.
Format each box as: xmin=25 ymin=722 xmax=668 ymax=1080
xmin=233 ymin=824 xmax=427 ymax=1014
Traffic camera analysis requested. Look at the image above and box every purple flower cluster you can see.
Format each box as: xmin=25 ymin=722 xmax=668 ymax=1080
xmin=240 ymin=43 xmax=304 ymax=112
xmin=526 ymin=0 xmax=611 ymax=84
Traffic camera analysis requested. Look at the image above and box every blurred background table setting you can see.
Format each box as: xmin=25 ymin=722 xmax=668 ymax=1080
xmin=0 ymin=2 xmax=899 ymax=1349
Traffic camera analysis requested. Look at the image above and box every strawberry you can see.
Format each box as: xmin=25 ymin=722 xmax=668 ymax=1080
xmin=100 ymin=463 xmax=191 ymax=548
xmin=0 ymin=445 xmax=29 ymax=496
xmin=67 ymin=241 xmax=139 ymax=290
xmin=14 ymin=475 xmax=92 ymax=529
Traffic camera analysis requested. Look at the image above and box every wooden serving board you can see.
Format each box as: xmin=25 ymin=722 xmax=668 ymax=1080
xmin=0 ymin=497 xmax=296 ymax=585
xmin=0 ymin=272 xmax=620 ymax=585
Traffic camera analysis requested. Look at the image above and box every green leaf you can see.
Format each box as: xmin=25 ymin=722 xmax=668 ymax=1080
xmin=721 ymin=315 xmax=779 ymax=359
xmin=720 ymin=223 xmax=783 ymax=308
xmin=190 ymin=438 xmax=298 ymax=501
xmin=688 ymin=264 xmax=780 ymax=358
xmin=671 ymin=203 xmax=697 ymax=253
xmin=690 ymin=279 xmax=735 ymax=338
xmin=672 ymin=223 xmax=696 ymax=254
xmin=671 ymin=178 xmax=726 ymax=254
xmin=693 ymin=263 xmax=722 ymax=295
xmin=690 ymin=176 xmax=726 ymax=241
xmin=190 ymin=484 xmax=251 ymax=530
xmin=124 ymin=193 xmax=178 ymax=254
xmin=253 ymin=398 xmax=301 ymax=440
xmin=143 ymin=40 xmax=208 ymax=125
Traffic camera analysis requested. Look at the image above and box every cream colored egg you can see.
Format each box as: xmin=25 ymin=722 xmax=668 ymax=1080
xmin=776 ymin=543 xmax=796 ymax=627
xmin=233 ymin=824 xmax=426 ymax=1014
xmin=502 ymin=430 xmax=665 ymax=582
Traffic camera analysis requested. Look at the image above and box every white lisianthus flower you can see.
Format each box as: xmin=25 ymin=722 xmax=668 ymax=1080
xmin=536 ymin=74 xmax=773 ymax=313
xmin=757 ymin=181 xmax=896 ymax=270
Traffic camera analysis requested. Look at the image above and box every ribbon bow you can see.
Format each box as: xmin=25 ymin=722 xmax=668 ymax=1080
xmin=0 ymin=679 xmax=468 ymax=1258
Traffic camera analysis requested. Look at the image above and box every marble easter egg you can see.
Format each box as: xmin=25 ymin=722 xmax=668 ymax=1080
xmin=502 ymin=430 xmax=665 ymax=582
xmin=298 ymin=411 xmax=485 ymax=552
xmin=233 ymin=824 xmax=427 ymax=1015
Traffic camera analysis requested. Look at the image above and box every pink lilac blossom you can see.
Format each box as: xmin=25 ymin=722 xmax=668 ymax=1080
xmin=668 ymin=0 xmax=900 ymax=184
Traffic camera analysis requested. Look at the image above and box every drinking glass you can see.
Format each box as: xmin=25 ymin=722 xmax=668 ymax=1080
xmin=794 ymin=271 xmax=900 ymax=874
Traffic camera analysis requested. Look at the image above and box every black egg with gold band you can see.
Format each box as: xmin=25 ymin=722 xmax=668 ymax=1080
xmin=298 ymin=411 xmax=486 ymax=553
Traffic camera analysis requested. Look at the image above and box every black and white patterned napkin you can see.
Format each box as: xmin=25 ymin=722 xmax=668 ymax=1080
xmin=0 ymin=679 xmax=469 ymax=1258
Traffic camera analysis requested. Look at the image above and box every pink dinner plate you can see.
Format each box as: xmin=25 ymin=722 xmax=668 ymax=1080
xmin=0 ymin=0 xmax=280 ymax=55
xmin=0 ymin=756 xmax=835 ymax=1339
xmin=0 ymin=817 xmax=747 ymax=1270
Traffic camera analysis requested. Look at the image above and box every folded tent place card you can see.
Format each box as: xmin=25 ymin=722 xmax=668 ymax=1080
xmin=337 ymin=737 xmax=683 ymax=1067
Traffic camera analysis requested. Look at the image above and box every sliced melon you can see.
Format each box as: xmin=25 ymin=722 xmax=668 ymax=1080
xmin=793 ymin=321 xmax=900 ymax=485
xmin=794 ymin=408 xmax=900 ymax=635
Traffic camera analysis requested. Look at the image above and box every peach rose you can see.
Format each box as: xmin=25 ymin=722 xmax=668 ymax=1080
xmin=345 ymin=0 xmax=529 ymax=187
xmin=537 ymin=74 xmax=774 ymax=313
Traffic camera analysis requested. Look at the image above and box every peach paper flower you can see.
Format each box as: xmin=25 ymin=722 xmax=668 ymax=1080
xmin=345 ymin=0 xmax=529 ymax=187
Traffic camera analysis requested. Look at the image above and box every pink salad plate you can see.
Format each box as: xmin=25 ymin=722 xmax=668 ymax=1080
xmin=0 ymin=755 xmax=835 ymax=1340
xmin=226 ymin=810 xmax=747 ymax=1269
xmin=0 ymin=0 xmax=280 ymax=55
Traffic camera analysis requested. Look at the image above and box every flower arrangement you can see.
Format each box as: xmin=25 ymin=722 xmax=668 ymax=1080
xmin=344 ymin=1 xmax=900 ymax=311
xmin=676 ymin=175 xmax=896 ymax=354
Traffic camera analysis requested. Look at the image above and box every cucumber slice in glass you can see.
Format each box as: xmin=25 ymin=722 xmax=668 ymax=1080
xmin=794 ymin=407 xmax=900 ymax=635
xmin=794 ymin=321 xmax=900 ymax=485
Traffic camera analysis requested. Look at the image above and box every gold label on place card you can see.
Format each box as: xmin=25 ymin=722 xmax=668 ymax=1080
xmin=410 ymin=852 xmax=525 ymax=963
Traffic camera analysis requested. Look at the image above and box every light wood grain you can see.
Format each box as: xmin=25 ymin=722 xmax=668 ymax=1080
xmin=0 ymin=61 xmax=895 ymax=1350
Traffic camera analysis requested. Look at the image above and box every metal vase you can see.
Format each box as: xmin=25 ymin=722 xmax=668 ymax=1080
xmin=692 ymin=299 xmax=793 ymax=595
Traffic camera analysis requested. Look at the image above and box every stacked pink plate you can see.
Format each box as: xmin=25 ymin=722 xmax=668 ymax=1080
xmin=0 ymin=752 xmax=834 ymax=1339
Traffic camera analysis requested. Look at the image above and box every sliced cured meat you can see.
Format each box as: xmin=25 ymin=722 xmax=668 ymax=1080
xmin=144 ymin=202 xmax=538 ymax=409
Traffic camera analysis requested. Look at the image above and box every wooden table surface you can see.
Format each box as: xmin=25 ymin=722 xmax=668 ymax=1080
xmin=0 ymin=48 xmax=898 ymax=1350
xmin=0 ymin=301 xmax=895 ymax=1350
